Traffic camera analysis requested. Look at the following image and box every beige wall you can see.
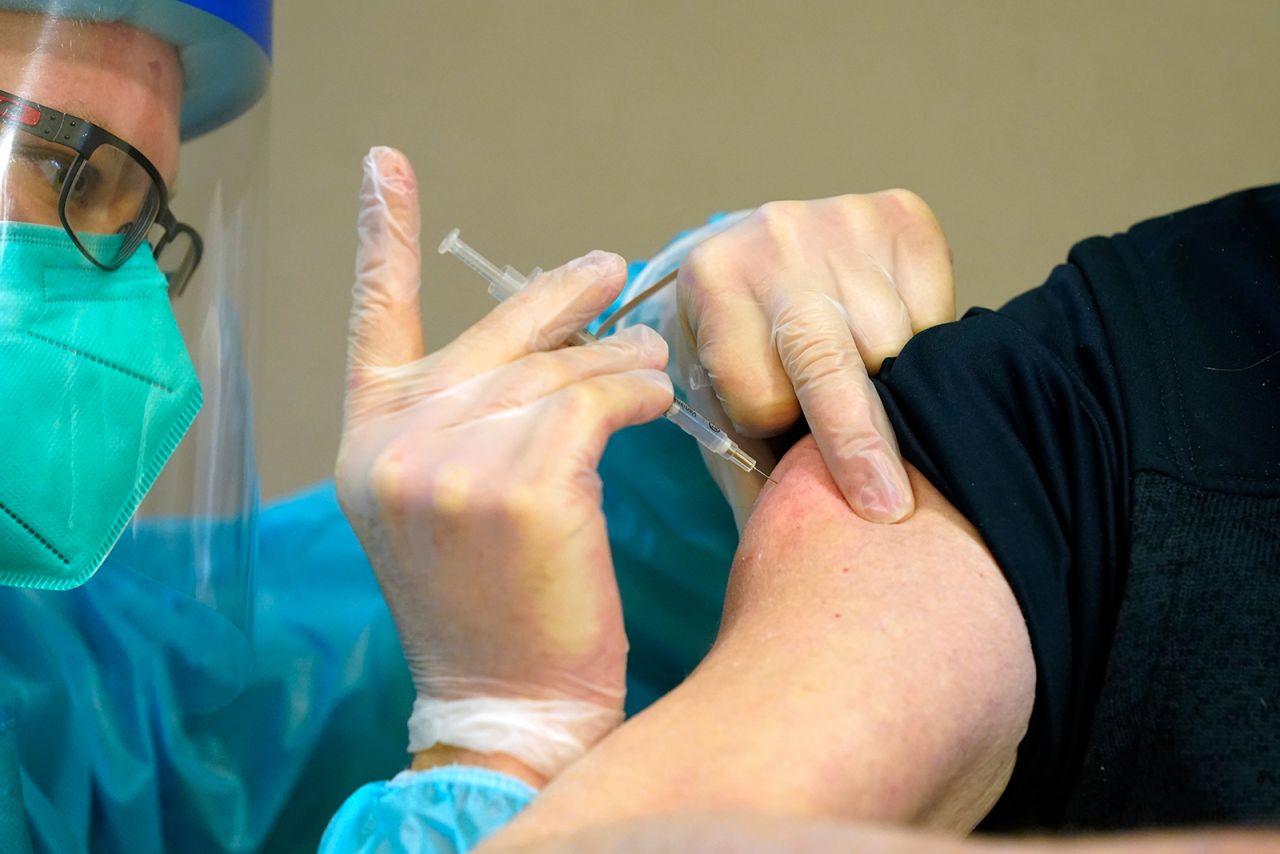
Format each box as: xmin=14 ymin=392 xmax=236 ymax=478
xmin=258 ymin=0 xmax=1280 ymax=499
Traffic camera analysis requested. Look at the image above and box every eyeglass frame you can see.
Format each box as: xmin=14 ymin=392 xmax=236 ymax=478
xmin=0 ymin=87 xmax=203 ymax=297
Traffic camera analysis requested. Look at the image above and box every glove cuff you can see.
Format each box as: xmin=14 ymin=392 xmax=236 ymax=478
xmin=407 ymin=696 xmax=624 ymax=779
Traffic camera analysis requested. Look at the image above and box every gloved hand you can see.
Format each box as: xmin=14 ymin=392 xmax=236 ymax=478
xmin=335 ymin=147 xmax=674 ymax=782
xmin=676 ymin=192 xmax=955 ymax=522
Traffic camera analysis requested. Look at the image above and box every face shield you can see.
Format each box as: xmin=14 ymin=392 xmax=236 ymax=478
xmin=0 ymin=2 xmax=270 ymax=637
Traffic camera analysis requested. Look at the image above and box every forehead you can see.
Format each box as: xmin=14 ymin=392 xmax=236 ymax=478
xmin=0 ymin=11 xmax=182 ymax=183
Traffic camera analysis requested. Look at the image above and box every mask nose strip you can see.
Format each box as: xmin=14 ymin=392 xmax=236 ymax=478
xmin=0 ymin=500 xmax=70 ymax=566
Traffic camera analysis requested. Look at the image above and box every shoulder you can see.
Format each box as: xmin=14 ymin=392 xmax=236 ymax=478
xmin=726 ymin=436 xmax=1001 ymax=625
xmin=1066 ymin=185 xmax=1280 ymax=323
xmin=1064 ymin=185 xmax=1280 ymax=491
xmin=1111 ymin=184 xmax=1280 ymax=269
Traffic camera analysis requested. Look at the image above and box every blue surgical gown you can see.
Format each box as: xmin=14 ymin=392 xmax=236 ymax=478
xmin=0 ymin=486 xmax=415 ymax=853
xmin=0 ymin=270 xmax=737 ymax=854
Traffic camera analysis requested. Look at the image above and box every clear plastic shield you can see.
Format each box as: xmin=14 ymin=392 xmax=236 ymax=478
xmin=0 ymin=4 xmax=269 ymax=637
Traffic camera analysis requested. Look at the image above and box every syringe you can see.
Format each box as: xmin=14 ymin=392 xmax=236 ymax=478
xmin=439 ymin=228 xmax=775 ymax=482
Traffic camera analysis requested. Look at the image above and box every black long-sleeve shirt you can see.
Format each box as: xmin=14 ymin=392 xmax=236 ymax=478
xmin=870 ymin=185 xmax=1280 ymax=828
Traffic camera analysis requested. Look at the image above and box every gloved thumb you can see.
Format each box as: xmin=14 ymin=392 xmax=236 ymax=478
xmin=347 ymin=146 xmax=426 ymax=380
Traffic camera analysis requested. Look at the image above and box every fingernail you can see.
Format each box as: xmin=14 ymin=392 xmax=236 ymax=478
xmin=363 ymin=146 xmax=415 ymax=195
xmin=608 ymin=329 xmax=666 ymax=364
xmin=625 ymin=324 xmax=668 ymax=358
xmin=568 ymin=250 xmax=624 ymax=277
xmin=855 ymin=452 xmax=912 ymax=523
xmin=648 ymin=369 xmax=675 ymax=393
xmin=857 ymin=484 xmax=905 ymax=523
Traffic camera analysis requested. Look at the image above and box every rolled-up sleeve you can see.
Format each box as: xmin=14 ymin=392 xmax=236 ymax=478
xmin=872 ymin=262 xmax=1129 ymax=826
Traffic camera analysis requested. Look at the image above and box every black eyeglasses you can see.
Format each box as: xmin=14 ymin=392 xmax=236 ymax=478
xmin=0 ymin=88 xmax=203 ymax=297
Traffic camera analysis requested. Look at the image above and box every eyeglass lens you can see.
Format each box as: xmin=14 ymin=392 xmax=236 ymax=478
xmin=0 ymin=130 xmax=159 ymax=268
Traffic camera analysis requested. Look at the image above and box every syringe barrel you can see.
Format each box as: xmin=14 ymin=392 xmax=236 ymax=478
xmin=666 ymin=399 xmax=732 ymax=454
xmin=439 ymin=226 xmax=757 ymax=473
xmin=487 ymin=267 xmax=527 ymax=301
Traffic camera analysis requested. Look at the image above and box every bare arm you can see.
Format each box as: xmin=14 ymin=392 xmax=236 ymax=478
xmin=483 ymin=434 xmax=1036 ymax=848
xmin=488 ymin=812 xmax=1280 ymax=854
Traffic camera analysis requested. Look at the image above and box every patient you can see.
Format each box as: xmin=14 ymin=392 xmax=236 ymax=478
xmin=323 ymin=146 xmax=1279 ymax=851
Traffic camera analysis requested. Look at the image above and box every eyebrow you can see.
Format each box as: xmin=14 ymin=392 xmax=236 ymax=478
xmin=5 ymin=91 xmax=177 ymax=189
xmin=45 ymin=99 xmax=108 ymax=130
xmin=64 ymin=105 xmax=176 ymax=188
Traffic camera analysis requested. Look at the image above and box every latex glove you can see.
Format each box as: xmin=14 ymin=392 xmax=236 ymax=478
xmin=335 ymin=147 xmax=674 ymax=781
xmin=623 ymin=282 xmax=775 ymax=532
xmin=677 ymin=192 xmax=955 ymax=522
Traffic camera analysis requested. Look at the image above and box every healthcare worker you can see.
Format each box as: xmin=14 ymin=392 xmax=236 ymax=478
xmin=0 ymin=5 xmax=937 ymax=853
xmin=0 ymin=4 xmax=906 ymax=850
xmin=0 ymin=3 xmax=410 ymax=851
xmin=320 ymin=147 xmax=957 ymax=852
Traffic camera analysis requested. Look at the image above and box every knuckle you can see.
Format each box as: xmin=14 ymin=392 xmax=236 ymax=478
xmin=490 ymin=480 xmax=542 ymax=527
xmin=556 ymin=382 xmax=604 ymax=421
xmin=682 ymin=237 xmax=731 ymax=286
xmin=784 ymin=335 xmax=844 ymax=382
xmin=771 ymin=291 xmax=838 ymax=333
xmin=774 ymin=311 xmax=854 ymax=385
xmin=830 ymin=193 xmax=874 ymax=229
xmin=679 ymin=241 xmax=735 ymax=337
xmin=527 ymin=350 xmax=575 ymax=385
xmin=425 ymin=462 xmax=477 ymax=520
xmin=876 ymin=187 xmax=936 ymax=227
xmin=366 ymin=445 xmax=414 ymax=513
xmin=756 ymin=198 xmax=801 ymax=224
xmin=754 ymin=200 xmax=805 ymax=259
xmin=366 ymin=443 xmax=475 ymax=523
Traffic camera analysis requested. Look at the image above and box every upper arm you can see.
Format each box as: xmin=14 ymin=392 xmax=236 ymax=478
xmin=709 ymin=436 xmax=1036 ymax=826
xmin=485 ymin=436 xmax=1034 ymax=849
xmin=488 ymin=238 xmax=1132 ymax=850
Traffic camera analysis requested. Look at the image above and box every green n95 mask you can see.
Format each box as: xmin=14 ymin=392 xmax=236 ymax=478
xmin=0 ymin=224 xmax=203 ymax=590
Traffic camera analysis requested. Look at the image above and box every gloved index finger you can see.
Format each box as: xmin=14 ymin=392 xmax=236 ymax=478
xmin=347 ymin=146 xmax=426 ymax=374
xmin=773 ymin=291 xmax=915 ymax=523
xmin=426 ymin=250 xmax=628 ymax=385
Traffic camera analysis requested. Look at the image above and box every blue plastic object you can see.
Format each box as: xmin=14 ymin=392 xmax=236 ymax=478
xmin=180 ymin=0 xmax=271 ymax=56
xmin=321 ymin=767 xmax=536 ymax=854
xmin=0 ymin=0 xmax=272 ymax=138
